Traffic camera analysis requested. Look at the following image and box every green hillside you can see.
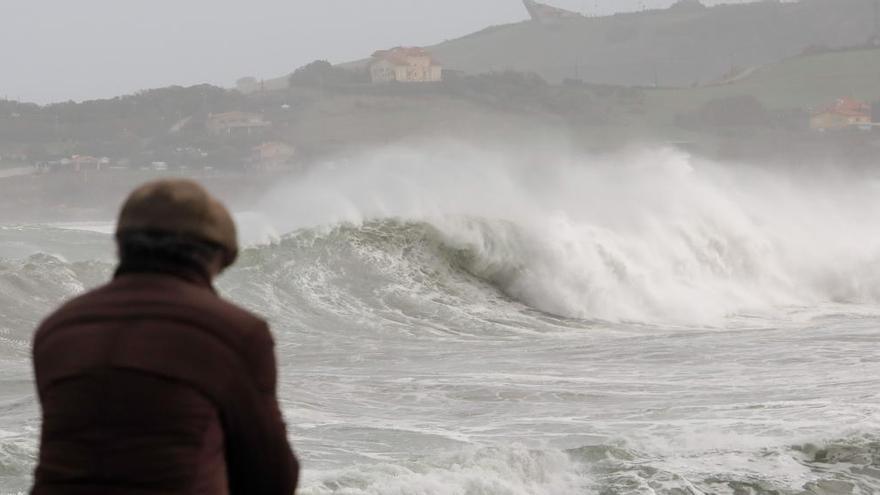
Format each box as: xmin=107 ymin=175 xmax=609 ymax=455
xmin=642 ymin=47 xmax=880 ymax=124
xmin=418 ymin=0 xmax=876 ymax=87
xmin=250 ymin=0 xmax=879 ymax=92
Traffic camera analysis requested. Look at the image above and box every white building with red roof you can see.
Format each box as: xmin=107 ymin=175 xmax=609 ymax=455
xmin=810 ymin=98 xmax=873 ymax=131
xmin=369 ymin=47 xmax=442 ymax=84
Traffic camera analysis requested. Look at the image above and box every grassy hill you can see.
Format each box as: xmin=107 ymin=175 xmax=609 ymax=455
xmin=639 ymin=46 xmax=880 ymax=127
xmin=249 ymin=0 xmax=877 ymax=93
xmin=426 ymin=0 xmax=877 ymax=87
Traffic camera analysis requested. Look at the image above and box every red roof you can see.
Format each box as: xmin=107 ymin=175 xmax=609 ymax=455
xmin=820 ymin=97 xmax=870 ymax=117
xmin=372 ymin=47 xmax=435 ymax=66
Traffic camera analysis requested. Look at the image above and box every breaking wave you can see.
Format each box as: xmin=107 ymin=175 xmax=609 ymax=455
xmin=220 ymin=211 xmax=880 ymax=329
xmin=5 ymin=145 xmax=880 ymax=326
xmin=248 ymin=144 xmax=880 ymax=325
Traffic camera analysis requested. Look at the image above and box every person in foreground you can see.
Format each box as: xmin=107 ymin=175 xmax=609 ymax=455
xmin=31 ymin=179 xmax=299 ymax=495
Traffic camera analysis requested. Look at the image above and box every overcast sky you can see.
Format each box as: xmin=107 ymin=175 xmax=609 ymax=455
xmin=1 ymin=0 xmax=757 ymax=104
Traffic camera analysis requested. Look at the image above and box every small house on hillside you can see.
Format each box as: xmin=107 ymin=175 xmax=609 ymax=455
xmin=810 ymin=98 xmax=872 ymax=131
xmin=370 ymin=47 xmax=442 ymax=84
xmin=207 ymin=112 xmax=270 ymax=135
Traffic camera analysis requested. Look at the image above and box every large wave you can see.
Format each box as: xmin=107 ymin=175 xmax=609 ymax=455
xmin=247 ymin=144 xmax=880 ymax=325
xmin=5 ymin=144 xmax=880 ymax=328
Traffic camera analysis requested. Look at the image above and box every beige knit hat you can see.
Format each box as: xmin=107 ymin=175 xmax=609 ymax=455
xmin=116 ymin=179 xmax=238 ymax=267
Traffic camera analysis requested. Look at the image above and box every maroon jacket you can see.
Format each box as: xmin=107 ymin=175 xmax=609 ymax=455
xmin=31 ymin=272 xmax=299 ymax=495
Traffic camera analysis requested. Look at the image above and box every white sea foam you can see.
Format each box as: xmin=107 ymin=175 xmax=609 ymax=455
xmin=1 ymin=145 xmax=879 ymax=494
xmin=256 ymin=144 xmax=880 ymax=324
xmin=299 ymin=444 xmax=589 ymax=495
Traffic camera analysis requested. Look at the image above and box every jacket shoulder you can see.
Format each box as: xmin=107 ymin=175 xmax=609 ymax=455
xmin=35 ymin=275 xmax=270 ymax=347
xmin=35 ymin=282 xmax=116 ymax=337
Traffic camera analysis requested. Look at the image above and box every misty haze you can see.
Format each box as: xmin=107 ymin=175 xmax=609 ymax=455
xmin=2 ymin=0 xmax=880 ymax=494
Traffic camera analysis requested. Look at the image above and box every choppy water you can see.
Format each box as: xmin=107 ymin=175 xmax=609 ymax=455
xmin=1 ymin=146 xmax=879 ymax=494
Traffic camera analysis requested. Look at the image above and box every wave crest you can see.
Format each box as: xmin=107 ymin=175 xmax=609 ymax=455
xmin=231 ymin=213 xmax=880 ymax=326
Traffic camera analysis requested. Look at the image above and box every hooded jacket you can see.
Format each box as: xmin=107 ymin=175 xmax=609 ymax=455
xmin=31 ymin=271 xmax=299 ymax=495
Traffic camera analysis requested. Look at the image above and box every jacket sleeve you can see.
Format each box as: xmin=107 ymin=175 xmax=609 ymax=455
xmin=222 ymin=321 xmax=299 ymax=495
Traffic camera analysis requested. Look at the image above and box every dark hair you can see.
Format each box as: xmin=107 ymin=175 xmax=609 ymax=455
xmin=116 ymin=230 xmax=225 ymax=280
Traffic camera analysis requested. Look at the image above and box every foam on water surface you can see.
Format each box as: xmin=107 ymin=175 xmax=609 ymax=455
xmin=1 ymin=146 xmax=878 ymax=493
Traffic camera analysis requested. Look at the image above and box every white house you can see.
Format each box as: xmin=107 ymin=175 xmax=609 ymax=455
xmin=370 ymin=47 xmax=442 ymax=84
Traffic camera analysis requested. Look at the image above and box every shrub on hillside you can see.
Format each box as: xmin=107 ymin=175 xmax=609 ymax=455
xmin=288 ymin=61 xmax=368 ymax=87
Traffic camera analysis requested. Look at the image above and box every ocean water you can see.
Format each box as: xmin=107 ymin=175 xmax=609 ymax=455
xmin=1 ymin=146 xmax=878 ymax=494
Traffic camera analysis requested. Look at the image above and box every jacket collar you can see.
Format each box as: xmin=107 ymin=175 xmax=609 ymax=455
xmin=113 ymin=265 xmax=216 ymax=292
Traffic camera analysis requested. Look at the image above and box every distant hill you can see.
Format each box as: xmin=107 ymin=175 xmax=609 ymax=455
xmin=4 ymin=35 xmax=879 ymax=180
xmin=424 ymin=0 xmax=878 ymax=87
xmin=249 ymin=0 xmax=877 ymax=92
xmin=246 ymin=0 xmax=880 ymax=92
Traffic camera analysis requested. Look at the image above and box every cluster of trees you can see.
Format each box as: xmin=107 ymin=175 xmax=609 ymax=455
xmin=0 ymin=85 xmax=286 ymax=170
xmin=288 ymin=60 xmax=369 ymax=87
xmin=0 ymin=85 xmax=249 ymax=144
xmin=10 ymin=56 xmax=844 ymax=173
xmin=282 ymin=60 xmax=618 ymax=123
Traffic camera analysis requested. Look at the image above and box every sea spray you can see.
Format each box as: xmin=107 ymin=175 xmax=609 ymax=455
xmin=255 ymin=144 xmax=880 ymax=324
